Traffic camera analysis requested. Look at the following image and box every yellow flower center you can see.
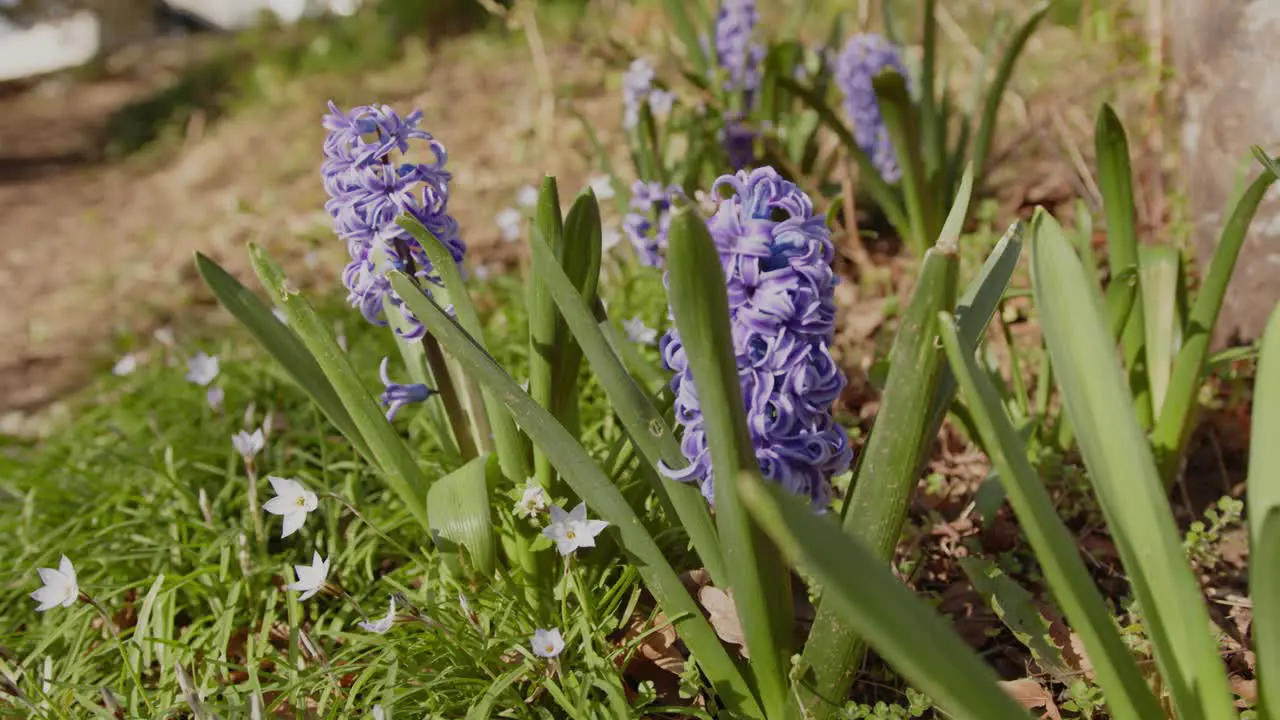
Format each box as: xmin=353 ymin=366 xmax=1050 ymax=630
xmin=296 ymin=497 xmax=307 ymax=507
xmin=566 ymin=530 xmax=576 ymax=539
xmin=545 ymin=644 xmax=555 ymax=653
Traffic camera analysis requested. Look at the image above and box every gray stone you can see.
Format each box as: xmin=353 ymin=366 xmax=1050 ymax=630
xmin=1171 ymin=0 xmax=1280 ymax=346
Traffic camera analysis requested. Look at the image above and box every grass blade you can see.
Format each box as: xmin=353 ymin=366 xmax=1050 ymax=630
xmin=247 ymin=245 xmax=432 ymax=533
xmin=194 ymin=252 xmax=371 ymax=461
xmin=798 ymin=234 xmax=958 ymax=718
xmin=1250 ymin=305 xmax=1280 ymax=715
xmin=938 ymin=311 xmax=1164 ymax=720
xmin=738 ymin=472 xmax=1032 ymax=720
xmin=970 ymin=1 xmax=1049 ymax=194
xmin=1151 ymin=165 xmax=1278 ymax=482
xmin=1094 ymin=104 xmax=1152 ymax=428
xmin=428 ymin=453 xmax=498 ymax=581
xmin=662 ymin=0 xmax=709 ymax=76
xmin=1029 ymin=210 xmax=1236 ymax=720
xmin=666 ymin=207 xmax=791 ymax=718
xmin=387 ymin=270 xmax=762 ymax=719
xmin=527 ymin=230 xmax=726 ymax=586
xmin=396 ymin=215 xmax=530 ymax=482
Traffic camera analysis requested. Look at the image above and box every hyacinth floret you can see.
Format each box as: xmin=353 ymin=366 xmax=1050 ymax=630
xmin=835 ymin=34 xmax=909 ymax=184
xmin=322 ymin=101 xmax=466 ymax=338
xmin=661 ymin=167 xmax=852 ymax=508
xmin=622 ymin=180 xmax=684 ymax=268
xmin=712 ymin=0 xmax=764 ymax=99
xmin=622 ymin=59 xmax=675 ymax=130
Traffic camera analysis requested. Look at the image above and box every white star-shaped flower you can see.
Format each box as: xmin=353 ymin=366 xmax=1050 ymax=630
xmin=263 ymin=476 xmax=319 ymax=538
xmin=530 ymin=628 xmax=565 ymax=658
xmin=358 ymin=596 xmax=396 ymax=634
xmin=542 ymin=503 xmax=609 ymax=556
xmin=514 ymin=479 xmax=548 ymax=519
xmin=206 ymin=386 xmax=225 ymax=411
xmin=185 ymin=352 xmax=220 ymax=386
xmin=30 ymin=555 xmax=78 ymax=612
xmin=232 ymin=428 xmax=265 ymax=459
xmin=286 ymin=551 xmax=330 ymax=601
xmin=623 ymin=317 xmax=657 ymax=346
xmin=371 ymin=705 xmax=385 ymax=720
xmin=495 ymin=207 xmax=522 ymax=242
xmin=112 ymin=353 xmax=138 ymax=376
xmin=515 ymin=184 xmax=540 ymax=208
xmin=587 ymin=174 xmax=615 ymax=201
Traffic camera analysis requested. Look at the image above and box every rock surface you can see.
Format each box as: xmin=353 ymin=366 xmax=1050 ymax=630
xmin=1171 ymin=0 xmax=1280 ymax=345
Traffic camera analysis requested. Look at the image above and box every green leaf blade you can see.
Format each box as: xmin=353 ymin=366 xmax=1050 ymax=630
xmin=1029 ymin=210 xmax=1235 ymax=720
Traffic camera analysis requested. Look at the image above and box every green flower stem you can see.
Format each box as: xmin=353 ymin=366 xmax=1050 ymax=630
xmin=422 ymin=334 xmax=478 ymax=460
xmin=84 ymin=595 xmax=154 ymax=714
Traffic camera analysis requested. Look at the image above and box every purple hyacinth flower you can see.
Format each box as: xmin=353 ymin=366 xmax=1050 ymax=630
xmin=322 ymin=101 xmax=466 ymax=338
xmin=834 ymin=34 xmax=909 ymax=184
xmin=378 ymin=357 xmax=436 ymax=422
xmin=660 ymin=167 xmax=852 ymax=509
xmin=712 ymin=0 xmax=764 ymax=99
xmin=623 ymin=180 xmax=684 ymax=268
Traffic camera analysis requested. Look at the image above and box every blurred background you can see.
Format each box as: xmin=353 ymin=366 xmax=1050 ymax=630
xmin=0 ymin=0 xmax=1275 ymax=435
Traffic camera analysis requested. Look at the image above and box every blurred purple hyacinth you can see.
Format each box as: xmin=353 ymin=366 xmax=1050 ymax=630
xmin=712 ymin=0 xmax=764 ymax=99
xmin=660 ymin=167 xmax=852 ymax=508
xmin=622 ymin=180 xmax=684 ymax=268
xmin=835 ymin=34 xmax=909 ymax=184
xmin=623 ymin=58 xmax=676 ymax=130
xmin=322 ymin=101 xmax=466 ymax=339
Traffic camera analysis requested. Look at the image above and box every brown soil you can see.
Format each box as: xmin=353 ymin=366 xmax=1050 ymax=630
xmin=0 ymin=32 xmax=625 ymax=416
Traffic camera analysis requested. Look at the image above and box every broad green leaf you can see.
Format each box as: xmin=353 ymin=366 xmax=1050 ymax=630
xmin=800 ymin=236 xmax=958 ymax=718
xmin=775 ymin=75 xmax=909 ymax=239
xmin=666 ymin=207 xmax=790 ymax=718
xmin=1152 ymin=165 xmax=1278 ymax=482
xmin=386 ymin=270 xmax=762 ymax=719
xmin=248 ymin=245 xmax=431 ymax=533
xmin=551 ymin=190 xmax=604 ymax=442
xmin=427 ymin=454 xmax=497 ymax=581
xmin=970 ymin=1 xmax=1050 ymax=194
xmin=1250 ymin=305 xmax=1280 ymax=716
xmin=874 ymin=69 xmax=935 ymax=255
xmin=527 ymin=232 xmax=726 ymax=586
xmin=738 ymin=472 xmax=1031 ymax=720
xmin=396 ymin=215 xmax=530 ymax=482
xmin=528 ymin=177 xmax=567 ymax=493
xmin=194 ymin=253 xmax=370 ymax=460
xmin=1139 ymin=246 xmax=1183 ymax=415
xmin=1094 ymin=104 xmax=1152 ymax=428
xmin=1029 ymin=211 xmax=1235 ymax=720
xmin=939 ymin=311 xmax=1161 ymax=720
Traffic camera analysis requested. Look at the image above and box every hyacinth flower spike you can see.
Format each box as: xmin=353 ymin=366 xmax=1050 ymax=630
xmin=661 ymin=166 xmax=852 ymax=508
xmin=835 ymin=34 xmax=910 ymax=184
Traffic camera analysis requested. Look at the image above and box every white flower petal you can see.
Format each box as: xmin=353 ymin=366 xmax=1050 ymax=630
xmin=280 ymin=511 xmax=306 ymax=538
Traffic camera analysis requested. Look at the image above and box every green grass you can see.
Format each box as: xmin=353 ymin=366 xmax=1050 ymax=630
xmin=0 ymin=273 xmax=679 ymax=718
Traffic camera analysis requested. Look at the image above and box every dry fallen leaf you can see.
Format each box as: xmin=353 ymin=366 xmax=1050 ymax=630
xmin=999 ymin=677 xmax=1062 ymax=719
xmin=697 ymin=586 xmax=750 ymax=659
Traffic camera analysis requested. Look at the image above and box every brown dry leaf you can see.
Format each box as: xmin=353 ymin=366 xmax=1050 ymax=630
xmin=999 ymin=678 xmax=1062 ymax=719
xmin=621 ymin=613 xmax=685 ymax=675
xmin=841 ymin=298 xmax=887 ymax=343
xmin=1231 ymin=676 xmax=1258 ymax=707
xmin=697 ymin=586 xmax=750 ymax=658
